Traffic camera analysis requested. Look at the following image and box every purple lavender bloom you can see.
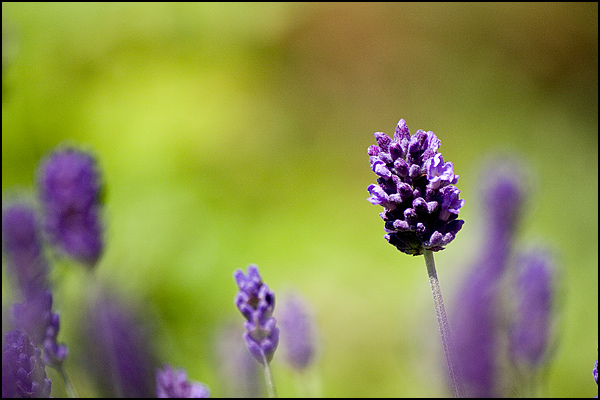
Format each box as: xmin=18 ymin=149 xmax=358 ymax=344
xmin=84 ymin=289 xmax=158 ymax=398
xmin=509 ymin=248 xmax=554 ymax=368
xmin=2 ymin=329 xmax=52 ymax=398
xmin=2 ymin=202 xmax=49 ymax=297
xmin=156 ymin=364 xmax=210 ymax=398
xmin=37 ymin=147 xmax=104 ymax=267
xmin=233 ymin=265 xmax=280 ymax=364
xmin=367 ymin=119 xmax=464 ymax=255
xmin=11 ymin=290 xmax=68 ymax=368
xmin=452 ymin=156 xmax=526 ymax=397
xmin=278 ymin=291 xmax=316 ymax=371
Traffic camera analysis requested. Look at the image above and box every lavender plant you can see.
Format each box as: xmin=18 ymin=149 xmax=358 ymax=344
xmin=83 ymin=287 xmax=159 ymax=398
xmin=2 ymin=202 xmax=49 ymax=298
xmin=2 ymin=329 xmax=52 ymax=398
xmin=278 ymin=291 xmax=316 ymax=372
xmin=233 ymin=264 xmax=279 ymax=397
xmin=2 ymin=201 xmax=72 ymax=397
xmin=37 ymin=147 xmax=104 ymax=268
xmin=452 ymin=157 xmax=526 ymax=397
xmin=156 ymin=364 xmax=210 ymax=398
xmin=367 ymin=118 xmax=465 ymax=397
xmin=509 ymin=248 xmax=555 ymax=370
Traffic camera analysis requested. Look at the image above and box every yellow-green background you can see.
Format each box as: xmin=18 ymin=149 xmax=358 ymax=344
xmin=2 ymin=2 xmax=597 ymax=398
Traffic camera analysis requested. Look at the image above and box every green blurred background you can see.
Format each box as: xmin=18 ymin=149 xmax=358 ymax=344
xmin=2 ymin=2 xmax=597 ymax=398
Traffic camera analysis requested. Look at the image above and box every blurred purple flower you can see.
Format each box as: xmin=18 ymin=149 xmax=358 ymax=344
xmin=11 ymin=290 xmax=67 ymax=367
xmin=233 ymin=265 xmax=279 ymax=364
xmin=509 ymin=248 xmax=555 ymax=368
xmin=2 ymin=202 xmax=49 ymax=298
xmin=367 ymin=119 xmax=464 ymax=255
xmin=156 ymin=364 xmax=210 ymax=398
xmin=278 ymin=291 xmax=317 ymax=371
xmin=2 ymin=329 xmax=52 ymax=398
xmin=452 ymin=157 xmax=526 ymax=398
xmin=37 ymin=147 xmax=104 ymax=267
xmin=84 ymin=288 xmax=158 ymax=398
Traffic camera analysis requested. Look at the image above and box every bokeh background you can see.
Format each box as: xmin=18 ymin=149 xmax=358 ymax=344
xmin=2 ymin=2 xmax=597 ymax=398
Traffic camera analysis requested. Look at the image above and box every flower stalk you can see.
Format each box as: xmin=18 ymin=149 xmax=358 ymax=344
xmin=424 ymin=249 xmax=464 ymax=398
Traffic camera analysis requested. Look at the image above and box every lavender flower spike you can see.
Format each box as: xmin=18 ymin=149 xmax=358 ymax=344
xmin=37 ymin=146 xmax=104 ymax=267
xmin=156 ymin=364 xmax=210 ymax=398
xmin=234 ymin=264 xmax=280 ymax=365
xmin=367 ymin=119 xmax=464 ymax=255
xmin=2 ymin=329 xmax=52 ymax=398
xmin=278 ymin=291 xmax=317 ymax=371
xmin=12 ymin=290 xmax=67 ymax=367
xmin=2 ymin=202 xmax=49 ymax=297
xmin=509 ymin=247 xmax=555 ymax=368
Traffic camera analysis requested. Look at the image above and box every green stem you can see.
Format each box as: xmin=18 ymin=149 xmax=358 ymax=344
xmin=423 ymin=248 xmax=464 ymax=398
xmin=50 ymin=364 xmax=78 ymax=398
xmin=261 ymin=356 xmax=277 ymax=398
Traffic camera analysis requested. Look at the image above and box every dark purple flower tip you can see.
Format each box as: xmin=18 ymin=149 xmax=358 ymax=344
xmin=367 ymin=119 xmax=464 ymax=255
xmin=2 ymin=329 xmax=52 ymax=398
xmin=509 ymin=247 xmax=555 ymax=368
xmin=278 ymin=291 xmax=317 ymax=371
xmin=234 ymin=265 xmax=279 ymax=364
xmin=156 ymin=364 xmax=210 ymax=398
xmin=37 ymin=146 xmax=104 ymax=267
xmin=2 ymin=202 xmax=49 ymax=297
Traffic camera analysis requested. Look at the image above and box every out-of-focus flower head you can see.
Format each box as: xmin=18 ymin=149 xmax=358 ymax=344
xmin=509 ymin=247 xmax=555 ymax=368
xmin=156 ymin=364 xmax=210 ymax=398
xmin=367 ymin=119 xmax=464 ymax=255
xmin=11 ymin=290 xmax=67 ymax=368
xmin=84 ymin=288 xmax=158 ymax=398
xmin=451 ymin=155 xmax=528 ymax=398
xmin=37 ymin=146 xmax=104 ymax=267
xmin=233 ymin=264 xmax=279 ymax=364
xmin=2 ymin=201 xmax=49 ymax=298
xmin=278 ymin=291 xmax=317 ymax=371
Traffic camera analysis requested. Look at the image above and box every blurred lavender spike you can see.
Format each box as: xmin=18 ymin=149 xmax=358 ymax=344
xmin=509 ymin=247 xmax=555 ymax=368
xmin=452 ymin=156 xmax=527 ymax=398
xmin=11 ymin=290 xmax=67 ymax=367
xmin=156 ymin=364 xmax=210 ymax=398
xmin=37 ymin=146 xmax=104 ymax=267
xmin=278 ymin=291 xmax=317 ymax=371
xmin=2 ymin=201 xmax=49 ymax=298
xmin=2 ymin=329 xmax=52 ymax=398
xmin=85 ymin=288 xmax=158 ymax=398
